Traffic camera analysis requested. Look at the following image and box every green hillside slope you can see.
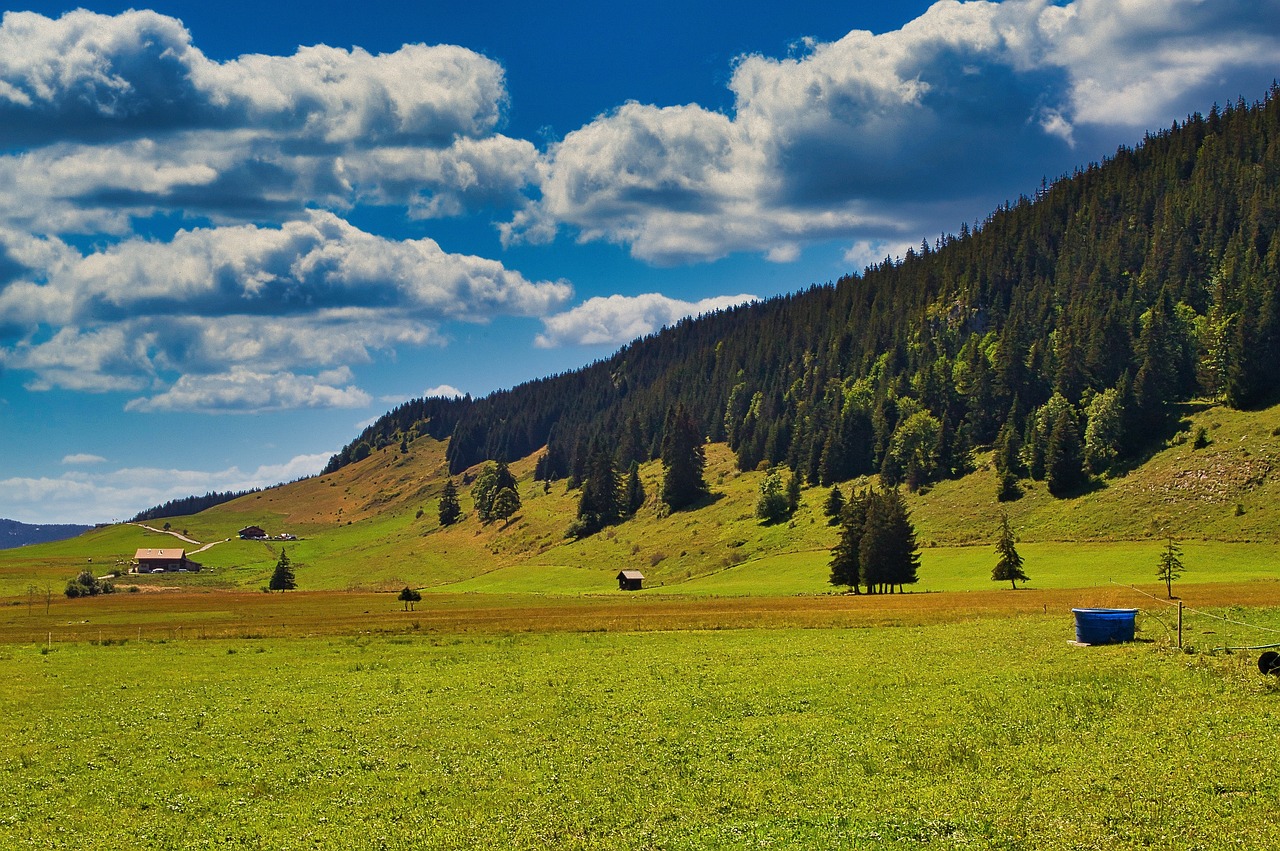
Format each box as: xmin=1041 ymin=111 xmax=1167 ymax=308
xmin=5 ymin=399 xmax=1277 ymax=598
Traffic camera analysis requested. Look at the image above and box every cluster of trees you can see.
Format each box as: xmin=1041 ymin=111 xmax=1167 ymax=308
xmin=64 ymin=570 xmax=115 ymax=598
xmin=828 ymin=488 xmax=920 ymax=594
xmin=323 ymin=91 xmax=1280 ymax=514
xmin=469 ymin=462 xmax=522 ymax=525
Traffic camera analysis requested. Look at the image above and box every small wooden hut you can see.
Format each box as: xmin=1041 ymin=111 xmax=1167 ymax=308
xmin=616 ymin=570 xmax=644 ymax=591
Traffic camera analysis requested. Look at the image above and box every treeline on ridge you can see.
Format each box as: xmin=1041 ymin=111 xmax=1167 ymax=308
xmin=130 ymin=489 xmax=261 ymax=523
xmin=327 ymin=89 xmax=1280 ymax=501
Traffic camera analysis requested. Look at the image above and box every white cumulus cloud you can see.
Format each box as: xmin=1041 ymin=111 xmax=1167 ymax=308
xmin=124 ymin=367 xmax=372 ymax=414
xmin=535 ymin=292 xmax=757 ymax=348
xmin=512 ymin=0 xmax=1280 ymax=263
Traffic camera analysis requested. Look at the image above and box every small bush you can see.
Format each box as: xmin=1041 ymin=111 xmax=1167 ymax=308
xmin=1192 ymin=426 xmax=1210 ymax=449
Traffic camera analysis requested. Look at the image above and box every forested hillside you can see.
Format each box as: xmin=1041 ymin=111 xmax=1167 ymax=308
xmin=327 ymin=89 xmax=1280 ymax=499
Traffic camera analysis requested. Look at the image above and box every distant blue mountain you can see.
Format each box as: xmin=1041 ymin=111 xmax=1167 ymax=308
xmin=0 ymin=518 xmax=92 ymax=549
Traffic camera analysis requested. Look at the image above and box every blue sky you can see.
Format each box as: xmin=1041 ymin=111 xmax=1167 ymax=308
xmin=2 ymin=0 xmax=1278 ymax=524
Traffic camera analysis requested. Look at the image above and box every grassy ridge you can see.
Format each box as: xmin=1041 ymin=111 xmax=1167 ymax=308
xmin=3 ymin=616 xmax=1278 ymax=849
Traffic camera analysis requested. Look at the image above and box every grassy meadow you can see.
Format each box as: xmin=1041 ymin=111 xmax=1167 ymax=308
xmin=4 ymin=614 xmax=1280 ymax=850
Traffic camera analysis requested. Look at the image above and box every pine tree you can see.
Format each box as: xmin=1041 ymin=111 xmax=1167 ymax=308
xmin=437 ymin=479 xmax=462 ymax=526
xmin=1045 ymin=407 xmax=1084 ymax=496
xmin=991 ymin=511 xmax=1028 ymax=589
xmin=829 ymin=489 xmax=868 ymax=592
xmin=576 ymin=447 xmax=621 ymax=534
xmin=823 ymin=485 xmax=845 ymax=525
xmin=660 ymin=403 xmax=708 ymax=510
xmin=492 ymin=486 xmax=521 ymax=523
xmin=624 ymin=461 xmax=645 ymax=515
xmin=269 ymin=548 xmax=296 ymax=591
xmin=1156 ymin=537 xmax=1185 ymax=598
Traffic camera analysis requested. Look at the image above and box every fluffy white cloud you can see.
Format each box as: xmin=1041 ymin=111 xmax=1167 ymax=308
xmin=514 ymin=0 xmax=1280 ymax=263
xmin=0 ymin=9 xmax=529 ymax=228
xmin=0 ymin=9 xmax=506 ymax=145
xmin=0 ymin=452 xmax=332 ymax=524
xmin=124 ymin=367 xmax=372 ymax=414
xmin=61 ymin=453 xmax=106 ymax=465
xmin=0 ymin=211 xmax=570 ymax=327
xmin=535 ymin=292 xmax=757 ymax=348
xmin=0 ymin=213 xmax=570 ymax=402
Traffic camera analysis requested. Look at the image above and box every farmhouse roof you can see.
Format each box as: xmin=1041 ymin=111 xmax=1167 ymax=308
xmin=617 ymin=570 xmax=645 ymax=580
xmin=135 ymin=548 xmax=185 ymax=560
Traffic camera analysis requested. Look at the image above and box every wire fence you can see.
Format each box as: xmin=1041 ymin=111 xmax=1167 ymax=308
xmin=1109 ymin=580 xmax=1280 ymax=651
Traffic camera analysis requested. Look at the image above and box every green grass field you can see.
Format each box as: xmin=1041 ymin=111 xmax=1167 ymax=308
xmin=3 ymin=614 xmax=1279 ymax=850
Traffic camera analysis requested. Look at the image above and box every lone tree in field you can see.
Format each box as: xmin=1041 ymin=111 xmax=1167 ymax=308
xmin=437 ymin=479 xmax=462 ymax=526
xmin=660 ymin=403 xmax=708 ymax=510
xmin=991 ymin=511 xmax=1028 ymax=589
xmin=269 ymin=548 xmax=296 ymax=591
xmin=398 ymin=586 xmax=422 ymax=611
xmin=1156 ymin=537 xmax=1185 ymax=598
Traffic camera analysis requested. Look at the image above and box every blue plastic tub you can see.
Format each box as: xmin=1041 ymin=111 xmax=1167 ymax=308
xmin=1072 ymin=608 xmax=1138 ymax=645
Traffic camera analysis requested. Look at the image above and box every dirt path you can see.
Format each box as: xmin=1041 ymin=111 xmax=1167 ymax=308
xmin=131 ymin=523 xmax=201 ymax=545
xmin=190 ymin=539 xmax=231 ymax=554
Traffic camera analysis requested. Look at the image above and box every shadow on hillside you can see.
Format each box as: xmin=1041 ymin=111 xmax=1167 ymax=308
xmin=667 ymin=492 xmax=726 ymax=513
xmin=1106 ymin=403 xmax=1203 ymax=479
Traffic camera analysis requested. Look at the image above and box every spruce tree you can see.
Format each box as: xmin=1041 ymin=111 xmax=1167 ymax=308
xmin=624 ymin=461 xmax=645 ymax=515
xmin=823 ymin=485 xmax=844 ymax=525
xmin=991 ymin=511 xmax=1028 ymax=589
xmin=786 ymin=471 xmax=802 ymax=516
xmin=829 ymin=489 xmax=868 ymax=592
xmin=492 ymin=486 xmax=521 ymax=523
xmin=1045 ymin=407 xmax=1084 ymax=496
xmin=437 ymin=479 xmax=462 ymax=526
xmin=1156 ymin=537 xmax=1185 ymax=598
xmin=269 ymin=548 xmax=296 ymax=591
xmin=576 ymin=447 xmax=621 ymax=534
xmin=660 ymin=403 xmax=708 ymax=510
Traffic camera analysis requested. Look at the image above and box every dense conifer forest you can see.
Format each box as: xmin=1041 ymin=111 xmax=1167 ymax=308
xmin=326 ymin=89 xmax=1280 ymax=501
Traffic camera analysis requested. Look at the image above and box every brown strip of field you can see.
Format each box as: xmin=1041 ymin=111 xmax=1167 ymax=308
xmin=3 ymin=580 xmax=1276 ymax=645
